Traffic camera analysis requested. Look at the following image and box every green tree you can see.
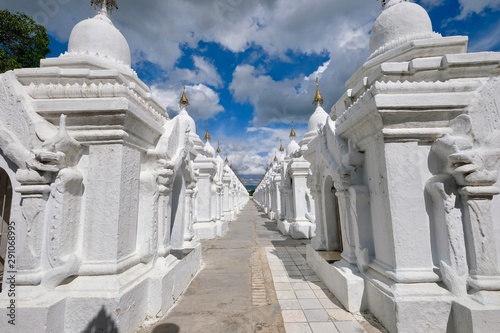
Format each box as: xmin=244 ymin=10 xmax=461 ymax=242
xmin=0 ymin=10 xmax=50 ymax=73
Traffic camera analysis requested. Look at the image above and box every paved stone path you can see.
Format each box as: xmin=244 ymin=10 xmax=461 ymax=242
xmin=137 ymin=201 xmax=386 ymax=333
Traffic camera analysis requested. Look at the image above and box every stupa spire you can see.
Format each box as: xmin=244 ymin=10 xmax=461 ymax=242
xmin=204 ymin=129 xmax=211 ymax=142
xmin=313 ymin=77 xmax=324 ymax=106
xmin=379 ymin=0 xmax=406 ymax=10
xmin=216 ymin=141 xmax=221 ymax=155
xmin=289 ymin=122 xmax=296 ymax=139
xmin=279 ymin=140 xmax=285 ymax=152
xmin=91 ymin=0 xmax=119 ymax=15
xmin=179 ymin=81 xmax=190 ymax=108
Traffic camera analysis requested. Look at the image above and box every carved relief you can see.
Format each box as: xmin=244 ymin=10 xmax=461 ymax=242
xmin=41 ymin=115 xmax=83 ymax=288
xmin=426 ymin=175 xmax=468 ymax=296
xmin=28 ymin=81 xmax=167 ymax=124
xmin=0 ymin=75 xmax=34 ymax=149
xmin=17 ymin=194 xmax=46 ymax=275
xmin=430 ymin=80 xmax=500 ymax=292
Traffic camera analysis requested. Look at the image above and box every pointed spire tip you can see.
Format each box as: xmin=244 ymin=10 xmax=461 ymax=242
xmin=313 ymin=77 xmax=324 ymax=106
xmin=179 ymin=81 xmax=190 ymax=107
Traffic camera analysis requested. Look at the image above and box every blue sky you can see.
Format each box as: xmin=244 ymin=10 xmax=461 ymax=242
xmin=1 ymin=0 xmax=499 ymax=186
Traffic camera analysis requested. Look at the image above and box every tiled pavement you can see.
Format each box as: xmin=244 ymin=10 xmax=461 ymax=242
xmin=138 ymin=201 xmax=386 ymax=333
xmin=266 ymin=246 xmax=385 ymax=333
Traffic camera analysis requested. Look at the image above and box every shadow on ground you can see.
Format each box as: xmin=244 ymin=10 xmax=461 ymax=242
xmin=152 ymin=323 xmax=181 ymax=333
xmin=82 ymin=306 xmax=118 ymax=333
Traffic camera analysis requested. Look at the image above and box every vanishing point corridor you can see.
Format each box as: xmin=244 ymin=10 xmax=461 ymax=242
xmin=137 ymin=201 xmax=386 ymax=333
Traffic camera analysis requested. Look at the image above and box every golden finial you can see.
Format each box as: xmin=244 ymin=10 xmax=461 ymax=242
xmin=179 ymin=81 xmax=190 ymax=107
xmin=289 ymin=122 xmax=296 ymax=139
xmin=216 ymin=141 xmax=221 ymax=154
xmin=274 ymin=153 xmax=278 ymax=162
xmin=279 ymin=140 xmax=285 ymax=152
xmin=225 ymin=156 xmax=229 ymax=164
xmin=313 ymin=77 xmax=324 ymax=106
xmin=204 ymin=129 xmax=211 ymax=142
xmin=91 ymin=0 xmax=118 ymax=15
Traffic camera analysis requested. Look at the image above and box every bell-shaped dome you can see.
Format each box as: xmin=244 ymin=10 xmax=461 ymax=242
xmin=204 ymin=141 xmax=215 ymax=158
xmin=177 ymin=109 xmax=197 ymax=134
xmin=369 ymin=0 xmax=440 ymax=59
xmin=68 ymin=12 xmax=131 ymax=66
xmin=308 ymin=105 xmax=328 ymax=132
xmin=287 ymin=139 xmax=300 ymax=156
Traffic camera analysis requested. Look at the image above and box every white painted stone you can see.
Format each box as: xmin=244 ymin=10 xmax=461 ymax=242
xmin=296 ymin=1 xmax=500 ymax=332
xmin=68 ymin=12 xmax=131 ymax=66
xmin=0 ymin=7 xmax=247 ymax=332
xmin=306 ymin=244 xmax=365 ymax=313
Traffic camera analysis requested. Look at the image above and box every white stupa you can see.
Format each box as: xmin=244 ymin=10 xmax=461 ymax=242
xmin=278 ymin=142 xmax=285 ymax=162
xmin=68 ymin=4 xmax=131 ymax=66
xmin=177 ymin=86 xmax=197 ymax=132
xmin=41 ymin=0 xmax=133 ymax=72
xmin=287 ymin=125 xmax=300 ymax=157
xmin=369 ymin=0 xmax=441 ymax=59
xmin=300 ymin=78 xmax=329 ymax=148
xmin=203 ymin=129 xmax=216 ymax=157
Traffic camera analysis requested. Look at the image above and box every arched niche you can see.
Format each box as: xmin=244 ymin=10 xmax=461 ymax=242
xmin=323 ymin=175 xmax=342 ymax=252
xmin=170 ymin=172 xmax=186 ymax=250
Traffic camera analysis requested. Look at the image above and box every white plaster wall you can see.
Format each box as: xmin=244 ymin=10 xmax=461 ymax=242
xmin=364 ymin=134 xmax=396 ymax=268
xmin=195 ymin=174 xmax=212 ymax=223
xmin=82 ymin=144 xmax=141 ymax=264
xmin=118 ymin=145 xmax=141 ymax=259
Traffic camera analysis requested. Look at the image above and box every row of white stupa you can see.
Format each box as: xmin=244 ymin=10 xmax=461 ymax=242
xmin=255 ymin=0 xmax=500 ymax=332
xmin=0 ymin=2 xmax=247 ymax=332
xmin=253 ymin=79 xmax=327 ymax=240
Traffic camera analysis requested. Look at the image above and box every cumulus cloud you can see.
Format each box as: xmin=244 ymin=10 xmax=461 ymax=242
xmin=1 ymin=0 xmax=379 ymax=66
xmin=230 ymin=50 xmax=367 ymax=126
xmin=3 ymin=0 xmax=377 ymax=121
xmin=457 ymin=0 xmax=500 ymax=18
xmin=230 ymin=65 xmax=309 ymax=125
xmin=152 ymin=84 xmax=224 ymax=120
xmin=219 ymin=125 xmax=308 ymax=178
xmin=168 ymin=56 xmax=223 ymax=89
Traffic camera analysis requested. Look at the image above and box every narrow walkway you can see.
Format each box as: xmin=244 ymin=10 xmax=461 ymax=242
xmin=137 ymin=201 xmax=386 ymax=333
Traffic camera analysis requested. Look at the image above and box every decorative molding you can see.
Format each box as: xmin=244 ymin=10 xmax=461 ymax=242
xmin=28 ymin=82 xmax=167 ymax=125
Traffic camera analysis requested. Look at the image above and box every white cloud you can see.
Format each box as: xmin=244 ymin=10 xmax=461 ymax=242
xmin=230 ymin=54 xmax=365 ymax=126
xmin=230 ymin=64 xmax=312 ymax=125
xmin=1 ymin=0 xmax=379 ymax=66
xmin=457 ymin=0 xmax=500 ymax=18
xmin=151 ymin=84 xmax=224 ymax=120
xmin=168 ymin=56 xmax=223 ymax=89
xmin=220 ymin=125 xmax=308 ymax=177
xmin=468 ymin=20 xmax=500 ymax=52
xmin=2 ymin=0 xmax=377 ymax=126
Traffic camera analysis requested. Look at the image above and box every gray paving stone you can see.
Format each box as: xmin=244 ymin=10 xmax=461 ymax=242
xmin=335 ymin=321 xmax=368 ymax=333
